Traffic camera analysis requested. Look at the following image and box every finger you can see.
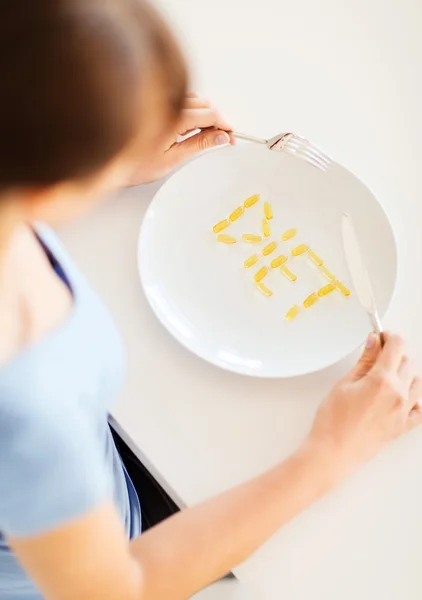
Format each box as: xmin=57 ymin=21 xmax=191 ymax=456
xmin=184 ymin=97 xmax=212 ymax=110
xmin=185 ymin=91 xmax=199 ymax=98
xmin=406 ymin=404 xmax=422 ymax=431
xmin=177 ymin=126 xmax=232 ymax=142
xmin=398 ymin=356 xmax=416 ymax=391
xmin=165 ymin=129 xmax=230 ymax=166
xmin=408 ymin=376 xmax=422 ymax=410
xmin=178 ymin=128 xmax=200 ymax=138
xmin=348 ymin=333 xmax=381 ymax=381
xmin=377 ymin=333 xmax=405 ymax=372
xmin=176 ymin=108 xmax=232 ymax=136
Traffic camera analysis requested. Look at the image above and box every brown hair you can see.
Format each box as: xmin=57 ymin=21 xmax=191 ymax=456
xmin=0 ymin=0 xmax=187 ymax=188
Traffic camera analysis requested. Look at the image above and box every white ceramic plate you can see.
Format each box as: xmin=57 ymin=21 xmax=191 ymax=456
xmin=138 ymin=144 xmax=397 ymax=378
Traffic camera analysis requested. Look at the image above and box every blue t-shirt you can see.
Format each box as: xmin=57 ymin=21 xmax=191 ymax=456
xmin=0 ymin=225 xmax=141 ymax=599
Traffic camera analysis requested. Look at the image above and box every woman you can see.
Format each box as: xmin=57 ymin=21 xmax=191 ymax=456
xmin=0 ymin=1 xmax=421 ymax=599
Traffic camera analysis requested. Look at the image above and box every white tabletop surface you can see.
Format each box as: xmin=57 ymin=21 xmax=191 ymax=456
xmin=61 ymin=0 xmax=422 ymax=598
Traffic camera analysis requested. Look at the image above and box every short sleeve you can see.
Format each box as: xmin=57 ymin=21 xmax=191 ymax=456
xmin=0 ymin=396 xmax=112 ymax=538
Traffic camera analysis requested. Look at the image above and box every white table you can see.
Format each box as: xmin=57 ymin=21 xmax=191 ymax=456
xmin=61 ymin=1 xmax=422 ymax=598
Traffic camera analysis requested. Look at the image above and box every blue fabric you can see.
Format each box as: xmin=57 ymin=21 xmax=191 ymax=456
xmin=0 ymin=224 xmax=141 ymax=599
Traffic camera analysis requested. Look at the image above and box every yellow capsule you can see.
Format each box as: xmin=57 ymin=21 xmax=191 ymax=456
xmin=242 ymin=234 xmax=263 ymax=244
xmin=217 ymin=234 xmax=236 ymax=244
xmin=281 ymin=228 xmax=297 ymax=242
xmin=229 ymin=206 xmax=244 ymax=222
xmin=334 ymin=280 xmax=351 ymax=296
xmin=270 ymin=254 xmax=288 ymax=268
xmin=262 ymin=241 xmax=277 ymax=256
xmin=256 ymin=282 xmax=273 ymax=297
xmin=303 ymin=292 xmax=318 ymax=309
xmin=320 ymin=266 xmax=335 ymax=281
xmin=213 ymin=219 xmax=230 ymax=234
xmin=254 ymin=266 xmax=268 ymax=282
xmin=285 ymin=305 xmax=300 ymax=321
xmin=292 ymin=244 xmax=309 ymax=256
xmin=264 ymin=201 xmax=273 ymax=220
xmin=244 ymin=194 xmax=260 ymax=208
xmin=244 ymin=254 xmax=259 ymax=269
xmin=318 ymin=283 xmax=336 ymax=297
xmin=308 ymin=249 xmax=323 ymax=266
xmin=262 ymin=220 xmax=271 ymax=237
xmin=280 ymin=265 xmax=297 ymax=281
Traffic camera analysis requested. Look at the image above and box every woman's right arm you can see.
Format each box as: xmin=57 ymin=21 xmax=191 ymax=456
xmin=10 ymin=334 xmax=422 ymax=600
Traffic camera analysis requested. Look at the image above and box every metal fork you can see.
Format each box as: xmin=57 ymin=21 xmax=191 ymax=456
xmin=232 ymin=131 xmax=332 ymax=172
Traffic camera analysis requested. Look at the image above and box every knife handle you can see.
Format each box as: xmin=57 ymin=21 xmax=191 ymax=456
xmin=378 ymin=332 xmax=386 ymax=347
xmin=371 ymin=311 xmax=385 ymax=347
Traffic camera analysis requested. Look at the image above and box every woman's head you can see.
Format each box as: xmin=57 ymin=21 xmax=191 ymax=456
xmin=0 ymin=0 xmax=187 ymax=222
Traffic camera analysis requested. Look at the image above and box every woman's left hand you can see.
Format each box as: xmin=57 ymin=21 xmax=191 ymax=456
xmin=127 ymin=94 xmax=234 ymax=186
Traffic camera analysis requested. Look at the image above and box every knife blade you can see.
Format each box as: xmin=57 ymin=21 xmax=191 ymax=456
xmin=341 ymin=213 xmax=385 ymax=345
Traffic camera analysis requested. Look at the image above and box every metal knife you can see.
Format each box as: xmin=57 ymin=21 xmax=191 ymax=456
xmin=341 ymin=213 xmax=385 ymax=345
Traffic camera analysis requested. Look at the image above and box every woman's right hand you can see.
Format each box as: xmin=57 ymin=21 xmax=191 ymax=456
xmin=305 ymin=333 xmax=422 ymax=480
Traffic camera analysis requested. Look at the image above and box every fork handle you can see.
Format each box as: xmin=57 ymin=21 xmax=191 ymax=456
xmin=232 ymin=131 xmax=268 ymax=145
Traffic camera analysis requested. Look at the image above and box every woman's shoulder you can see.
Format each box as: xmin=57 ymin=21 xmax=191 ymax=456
xmin=0 ymin=223 xmax=125 ymax=407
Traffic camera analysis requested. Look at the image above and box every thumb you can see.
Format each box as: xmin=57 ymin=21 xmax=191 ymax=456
xmin=169 ymin=129 xmax=230 ymax=164
xmin=348 ymin=333 xmax=381 ymax=381
xmin=407 ymin=404 xmax=422 ymax=432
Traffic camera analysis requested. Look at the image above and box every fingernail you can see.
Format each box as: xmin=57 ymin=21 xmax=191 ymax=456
xmin=215 ymin=133 xmax=229 ymax=146
xmin=366 ymin=333 xmax=376 ymax=348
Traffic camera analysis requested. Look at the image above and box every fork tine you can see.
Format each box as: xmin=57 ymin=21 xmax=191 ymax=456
xmin=304 ymin=154 xmax=330 ymax=172
xmin=284 ymin=145 xmax=330 ymax=171
xmin=301 ymin=154 xmax=329 ymax=171
xmin=307 ymin=148 xmax=331 ymax=168
xmin=305 ymin=147 xmax=331 ymax=168
xmin=307 ymin=156 xmax=330 ymax=171
xmin=286 ymin=137 xmax=331 ymax=165
xmin=284 ymin=139 xmax=332 ymax=170
xmin=299 ymin=148 xmax=331 ymax=170
xmin=286 ymin=135 xmax=329 ymax=156
xmin=290 ymin=134 xmax=328 ymax=153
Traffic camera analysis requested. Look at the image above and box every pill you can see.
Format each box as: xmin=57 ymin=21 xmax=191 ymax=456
xmin=262 ymin=220 xmax=271 ymax=237
xmin=281 ymin=228 xmax=297 ymax=242
xmin=285 ymin=305 xmax=300 ymax=321
xmin=242 ymin=234 xmax=263 ymax=244
xmin=213 ymin=219 xmax=230 ymax=234
xmin=318 ymin=283 xmax=336 ymax=297
xmin=244 ymin=254 xmax=259 ymax=269
xmin=292 ymin=244 xmax=309 ymax=256
xmin=303 ymin=292 xmax=318 ymax=308
xmin=262 ymin=241 xmax=277 ymax=256
xmin=308 ymin=249 xmax=323 ymax=266
xmin=270 ymin=254 xmax=288 ymax=268
xmin=230 ymin=206 xmax=244 ymax=222
xmin=280 ymin=265 xmax=297 ymax=281
xmin=334 ymin=280 xmax=351 ymax=296
xmin=320 ymin=266 xmax=335 ymax=281
xmin=256 ymin=282 xmax=273 ymax=297
xmin=264 ymin=201 xmax=273 ymax=220
xmin=217 ymin=234 xmax=236 ymax=244
xmin=254 ymin=266 xmax=268 ymax=282
xmin=244 ymin=194 xmax=260 ymax=208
